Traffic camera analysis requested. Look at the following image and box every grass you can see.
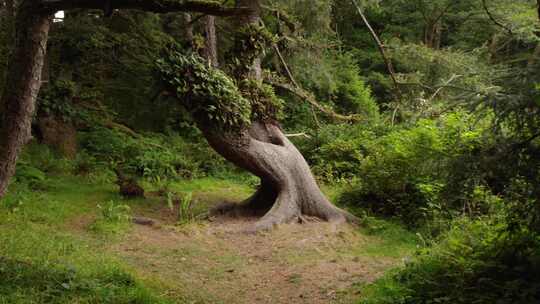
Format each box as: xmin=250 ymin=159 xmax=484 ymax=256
xmin=1 ymin=172 xmax=419 ymax=303
xmin=0 ymin=175 xmax=170 ymax=304
xmin=0 ymin=173 xmax=254 ymax=303
xmin=355 ymin=217 xmax=419 ymax=258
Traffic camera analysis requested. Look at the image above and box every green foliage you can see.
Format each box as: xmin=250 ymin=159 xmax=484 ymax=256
xmin=37 ymin=80 xmax=80 ymax=121
xmin=90 ymin=201 xmax=132 ymax=235
xmin=229 ymin=24 xmax=277 ymax=77
xmin=157 ymin=51 xmax=251 ymax=131
xmin=314 ymin=112 xmax=492 ymax=227
xmin=80 ymin=127 xmax=228 ymax=180
xmin=240 ymin=79 xmax=284 ymax=121
xmin=177 ymin=192 xmax=195 ymax=224
xmin=283 ymin=50 xmax=379 ymax=127
xmin=97 ymin=201 xmax=132 ymax=223
xmin=359 ymin=216 xmax=540 ymax=304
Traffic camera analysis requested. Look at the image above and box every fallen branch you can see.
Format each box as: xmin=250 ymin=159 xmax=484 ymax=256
xmin=285 ymin=132 xmax=311 ymax=139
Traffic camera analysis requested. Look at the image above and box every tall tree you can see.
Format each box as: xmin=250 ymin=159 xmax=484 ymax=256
xmin=159 ymin=0 xmax=356 ymax=232
xmin=0 ymin=1 xmax=51 ymax=197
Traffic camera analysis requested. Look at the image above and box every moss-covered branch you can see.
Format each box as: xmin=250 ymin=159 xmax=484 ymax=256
xmin=38 ymin=0 xmax=252 ymax=16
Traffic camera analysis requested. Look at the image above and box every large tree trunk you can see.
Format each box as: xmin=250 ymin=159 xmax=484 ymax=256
xmin=0 ymin=1 xmax=52 ymax=198
xmin=205 ymin=122 xmax=355 ymax=231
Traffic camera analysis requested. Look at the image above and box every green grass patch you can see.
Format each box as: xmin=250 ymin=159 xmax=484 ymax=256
xmin=0 ymin=176 xmax=170 ymax=304
xmin=355 ymin=217 xmax=419 ymax=258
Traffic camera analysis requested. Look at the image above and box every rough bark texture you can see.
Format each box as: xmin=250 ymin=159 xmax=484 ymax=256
xmin=0 ymin=1 xmax=51 ymax=198
xmin=183 ymin=13 xmax=194 ymax=45
xmin=205 ymin=122 xmax=355 ymax=232
xmin=203 ymin=15 xmax=218 ymax=68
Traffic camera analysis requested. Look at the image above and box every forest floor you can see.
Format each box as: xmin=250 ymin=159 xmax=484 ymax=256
xmin=0 ymin=175 xmax=417 ymax=304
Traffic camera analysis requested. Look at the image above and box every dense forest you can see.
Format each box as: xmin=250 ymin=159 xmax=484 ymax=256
xmin=0 ymin=0 xmax=539 ymax=303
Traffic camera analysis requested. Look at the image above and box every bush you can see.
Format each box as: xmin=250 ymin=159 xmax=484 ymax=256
xmin=79 ymin=127 xmax=229 ymax=180
xmin=359 ymin=216 xmax=540 ymax=304
xmin=294 ymin=123 xmax=385 ymax=181
xmin=331 ymin=112 xmax=491 ymax=227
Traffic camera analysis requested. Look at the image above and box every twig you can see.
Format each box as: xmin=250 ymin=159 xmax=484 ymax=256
xmin=268 ymin=80 xmax=361 ymax=123
xmin=428 ymin=74 xmax=461 ymax=102
xmin=350 ymin=0 xmax=402 ymax=101
xmin=482 ymin=0 xmax=513 ymax=36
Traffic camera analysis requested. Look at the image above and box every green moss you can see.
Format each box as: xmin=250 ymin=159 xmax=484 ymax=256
xmin=157 ymin=46 xmax=284 ymax=129
xmin=240 ymin=79 xmax=284 ymax=121
xmin=229 ymin=24 xmax=277 ymax=78
xmin=157 ymin=50 xmax=251 ymax=131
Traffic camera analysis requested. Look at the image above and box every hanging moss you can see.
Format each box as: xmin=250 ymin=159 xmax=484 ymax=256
xmin=157 ymin=46 xmax=284 ymax=130
xmin=229 ymin=24 xmax=277 ymax=78
xmin=239 ymin=79 xmax=284 ymax=122
xmin=157 ymin=49 xmax=251 ymax=132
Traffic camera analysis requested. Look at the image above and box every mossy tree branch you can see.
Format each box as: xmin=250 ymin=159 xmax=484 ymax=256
xmin=38 ymin=0 xmax=253 ymax=16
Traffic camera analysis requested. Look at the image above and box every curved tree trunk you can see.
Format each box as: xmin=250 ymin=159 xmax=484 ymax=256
xmin=0 ymin=1 xmax=52 ymax=198
xmin=200 ymin=0 xmax=356 ymax=231
xmin=203 ymin=121 xmax=356 ymax=232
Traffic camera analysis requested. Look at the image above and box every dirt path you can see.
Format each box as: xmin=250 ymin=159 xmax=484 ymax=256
xmin=110 ymin=216 xmax=399 ymax=304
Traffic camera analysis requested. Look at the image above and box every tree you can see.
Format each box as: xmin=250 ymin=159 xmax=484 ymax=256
xmin=0 ymin=0 xmax=355 ymax=232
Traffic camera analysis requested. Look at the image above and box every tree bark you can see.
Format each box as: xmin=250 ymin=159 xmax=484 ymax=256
xmin=205 ymin=122 xmax=355 ymax=231
xmin=203 ymin=15 xmax=218 ymax=68
xmin=183 ymin=13 xmax=194 ymax=46
xmin=0 ymin=1 xmax=52 ymax=197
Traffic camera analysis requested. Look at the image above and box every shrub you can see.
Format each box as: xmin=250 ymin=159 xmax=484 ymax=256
xmin=334 ymin=112 xmax=491 ymax=227
xmin=79 ymin=127 xmax=229 ymax=180
xmin=359 ymin=216 xmax=540 ymax=304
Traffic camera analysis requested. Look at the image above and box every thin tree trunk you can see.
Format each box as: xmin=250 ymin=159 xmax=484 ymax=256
xmin=183 ymin=13 xmax=194 ymax=46
xmin=0 ymin=1 xmax=52 ymax=198
xmin=203 ymin=15 xmax=218 ymax=68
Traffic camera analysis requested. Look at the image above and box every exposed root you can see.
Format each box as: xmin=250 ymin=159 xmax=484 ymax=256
xmin=210 ymin=201 xmax=267 ymax=218
xmin=212 ymin=192 xmax=360 ymax=234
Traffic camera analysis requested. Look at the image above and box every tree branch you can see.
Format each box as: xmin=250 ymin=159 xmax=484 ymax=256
xmin=269 ymin=43 xmax=360 ymax=123
xmin=350 ymin=0 xmax=402 ymax=102
xmin=482 ymin=0 xmax=513 ymax=36
xmin=267 ymin=79 xmax=361 ymax=123
xmin=38 ymin=0 xmax=252 ymax=16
